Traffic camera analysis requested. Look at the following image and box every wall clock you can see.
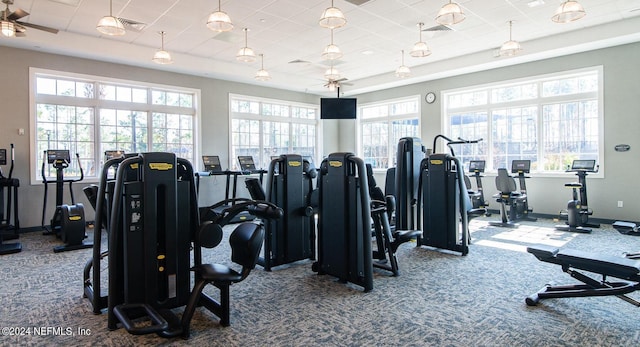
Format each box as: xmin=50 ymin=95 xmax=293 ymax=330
xmin=425 ymin=92 xmax=436 ymax=104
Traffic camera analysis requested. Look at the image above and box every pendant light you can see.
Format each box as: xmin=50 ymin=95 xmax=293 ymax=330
xmin=410 ymin=23 xmax=431 ymax=58
xmin=395 ymin=50 xmax=411 ymax=78
xmin=551 ymin=1 xmax=586 ymax=23
xmin=322 ymin=29 xmax=343 ymax=60
xmin=236 ymin=28 xmax=256 ymax=63
xmin=436 ymin=1 xmax=466 ymax=26
xmin=207 ymin=0 xmax=234 ymax=32
xmin=1 ymin=4 xmax=14 ymax=38
xmin=324 ymin=63 xmax=341 ymax=81
xmin=499 ymin=21 xmax=522 ymax=57
xmin=319 ymin=0 xmax=347 ymax=29
xmin=96 ymin=0 xmax=125 ymax=36
xmin=152 ymin=31 xmax=173 ymax=64
xmin=255 ymin=54 xmax=271 ymax=81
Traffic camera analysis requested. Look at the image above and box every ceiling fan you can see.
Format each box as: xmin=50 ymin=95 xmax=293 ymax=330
xmin=1 ymin=0 xmax=59 ymax=37
xmin=324 ymin=77 xmax=352 ymax=93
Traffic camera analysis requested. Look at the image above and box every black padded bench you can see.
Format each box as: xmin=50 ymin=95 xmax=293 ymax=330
xmin=526 ymin=244 xmax=640 ymax=306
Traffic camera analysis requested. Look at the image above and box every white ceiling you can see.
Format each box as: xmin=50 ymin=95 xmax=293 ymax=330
xmin=1 ymin=0 xmax=639 ymax=96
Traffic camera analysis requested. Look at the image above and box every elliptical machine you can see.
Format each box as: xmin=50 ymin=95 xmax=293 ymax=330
xmin=0 ymin=144 xmax=21 ymax=255
xmin=555 ymin=159 xmax=599 ymax=233
xmin=41 ymin=149 xmax=91 ymax=252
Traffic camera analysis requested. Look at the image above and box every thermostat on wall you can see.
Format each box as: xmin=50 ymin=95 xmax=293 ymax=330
xmin=615 ymin=144 xmax=630 ymax=152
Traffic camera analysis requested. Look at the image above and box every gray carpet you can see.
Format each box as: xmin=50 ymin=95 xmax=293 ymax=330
xmin=2 ymin=218 xmax=640 ymax=346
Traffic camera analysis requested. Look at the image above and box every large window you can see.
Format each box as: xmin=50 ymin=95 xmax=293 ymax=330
xmin=31 ymin=68 xmax=199 ymax=182
xmin=359 ymin=96 xmax=421 ymax=169
xmin=229 ymin=94 xmax=320 ymax=170
xmin=444 ymin=67 xmax=602 ymax=174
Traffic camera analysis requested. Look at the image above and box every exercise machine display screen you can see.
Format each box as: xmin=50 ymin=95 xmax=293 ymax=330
xmin=202 ymin=155 xmax=222 ymax=173
xmin=571 ymin=159 xmax=596 ymax=171
xmin=238 ymin=156 xmax=257 ymax=171
xmin=511 ymin=160 xmax=531 ymax=173
xmin=105 ymin=150 xmax=125 ymax=161
xmin=469 ymin=160 xmax=485 ymax=173
xmin=47 ymin=150 xmax=71 ymax=164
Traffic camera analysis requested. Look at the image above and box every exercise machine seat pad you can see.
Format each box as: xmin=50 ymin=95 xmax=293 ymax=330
xmin=527 ymin=245 xmax=640 ymax=280
xmin=195 ymin=263 xmax=243 ymax=282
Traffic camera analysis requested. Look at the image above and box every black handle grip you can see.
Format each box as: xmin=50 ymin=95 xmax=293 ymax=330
xmin=247 ymin=203 xmax=283 ymax=220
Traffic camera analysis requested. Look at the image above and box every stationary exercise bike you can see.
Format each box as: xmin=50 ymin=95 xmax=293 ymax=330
xmin=555 ymin=159 xmax=599 ymax=233
xmin=0 ymin=144 xmax=21 ymax=255
xmin=41 ymin=149 xmax=92 ymax=252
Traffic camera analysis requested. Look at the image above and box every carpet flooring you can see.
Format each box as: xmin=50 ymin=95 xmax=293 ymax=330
xmin=1 ymin=217 xmax=640 ymax=346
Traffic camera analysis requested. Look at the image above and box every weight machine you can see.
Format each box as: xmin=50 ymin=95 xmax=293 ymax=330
xmin=257 ymin=154 xmax=316 ymax=271
xmin=417 ymin=135 xmax=484 ymax=255
xmin=313 ymin=153 xmax=373 ymax=292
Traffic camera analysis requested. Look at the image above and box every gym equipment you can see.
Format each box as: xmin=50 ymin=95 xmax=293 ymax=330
xmin=525 ymin=244 xmax=640 ymax=307
xmin=555 ymin=159 xmax=599 ymax=233
xmin=394 ymin=137 xmax=425 ymax=230
xmin=196 ymin=155 xmax=256 ymax=224
xmin=313 ymin=152 xmax=373 ymax=292
xmin=489 ymin=169 xmax=527 ymax=228
xmin=416 ymin=135 xmax=485 ymax=255
xmin=84 ymin=152 xmax=281 ymax=338
xmin=613 ymin=221 xmax=640 ymax=236
xmin=254 ymin=154 xmax=317 ymax=271
xmin=367 ymin=164 xmax=420 ymax=276
xmin=510 ymin=160 xmax=536 ymax=221
xmin=467 ymin=160 xmax=490 ymax=213
xmin=0 ymin=144 xmax=21 ymax=255
xmin=41 ymin=149 xmax=91 ymax=253
xmin=181 ymin=222 xmax=265 ymax=338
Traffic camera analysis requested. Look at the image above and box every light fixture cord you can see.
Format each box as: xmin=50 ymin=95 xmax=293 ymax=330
xmin=109 ymin=0 xmax=113 ymax=16
xmin=418 ymin=22 xmax=423 ymax=41
xmin=401 ymin=50 xmax=405 ymax=65
xmin=218 ymin=0 xmax=222 ymax=11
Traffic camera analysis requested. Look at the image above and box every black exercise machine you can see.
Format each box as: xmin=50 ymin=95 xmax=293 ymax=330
xmin=555 ymin=159 xmax=599 ymax=233
xmin=313 ymin=152 xmax=373 ymax=292
xmin=0 ymin=144 xmax=21 ymax=255
xmin=254 ymin=154 xmax=317 ymax=271
xmin=366 ymin=164 xmax=420 ymax=276
xmin=526 ymin=244 xmax=640 ymax=307
xmin=41 ymin=149 xmax=91 ymax=253
xmin=466 ymin=160 xmax=490 ymax=213
xmin=416 ymin=135 xmax=484 ymax=255
xmin=489 ymin=168 xmax=527 ymax=228
xmin=196 ymin=155 xmax=256 ymax=224
xmin=394 ymin=137 xmax=425 ymax=230
xmin=511 ymin=160 xmax=536 ymax=221
xmin=85 ymin=152 xmax=281 ymax=338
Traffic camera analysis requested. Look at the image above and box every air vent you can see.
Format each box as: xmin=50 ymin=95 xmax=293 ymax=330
xmin=117 ymin=18 xmax=147 ymax=32
xmin=344 ymin=0 xmax=372 ymax=5
xmin=288 ymin=59 xmax=312 ymax=64
xmin=423 ymin=24 xmax=452 ymax=32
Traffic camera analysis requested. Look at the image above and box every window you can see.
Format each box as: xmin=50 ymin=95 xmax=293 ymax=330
xmin=31 ymin=69 xmax=199 ymax=182
xmin=359 ymin=96 xmax=421 ymax=169
xmin=229 ymin=94 xmax=320 ymax=170
xmin=443 ymin=67 xmax=602 ymax=174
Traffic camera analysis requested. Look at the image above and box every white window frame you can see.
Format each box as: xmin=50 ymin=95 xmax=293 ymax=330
xmin=442 ymin=66 xmax=604 ymax=178
xmin=29 ymin=67 xmax=201 ymax=184
xmin=228 ymin=93 xmax=321 ymax=170
xmin=357 ymin=95 xmax=421 ymax=171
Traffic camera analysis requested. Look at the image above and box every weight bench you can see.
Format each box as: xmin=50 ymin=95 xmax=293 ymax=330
xmin=526 ymin=244 xmax=640 ymax=306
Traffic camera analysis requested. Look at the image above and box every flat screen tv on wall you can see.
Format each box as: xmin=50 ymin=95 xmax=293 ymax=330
xmin=320 ymin=97 xmax=357 ymax=119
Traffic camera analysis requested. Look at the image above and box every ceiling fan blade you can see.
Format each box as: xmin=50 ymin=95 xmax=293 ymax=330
xmin=7 ymin=8 xmax=29 ymax=21
xmin=17 ymin=21 xmax=59 ymax=34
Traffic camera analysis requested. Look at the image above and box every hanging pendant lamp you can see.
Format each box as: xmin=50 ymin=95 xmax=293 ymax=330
xmin=152 ymin=31 xmax=173 ymax=64
xmin=499 ymin=21 xmax=522 ymax=57
xmin=207 ymin=0 xmax=234 ymax=32
xmin=96 ymin=0 xmax=125 ymax=36
xmin=236 ymin=28 xmax=256 ymax=63
xmin=395 ymin=50 xmax=411 ymax=78
xmin=410 ymin=23 xmax=431 ymax=58
xmin=319 ymin=0 xmax=347 ymax=29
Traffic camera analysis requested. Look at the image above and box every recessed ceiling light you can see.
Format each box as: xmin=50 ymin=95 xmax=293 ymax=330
xmin=361 ymin=50 xmax=374 ymax=55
